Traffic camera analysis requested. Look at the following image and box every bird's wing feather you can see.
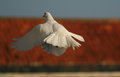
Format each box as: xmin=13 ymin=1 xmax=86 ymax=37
xmin=11 ymin=25 xmax=44 ymax=51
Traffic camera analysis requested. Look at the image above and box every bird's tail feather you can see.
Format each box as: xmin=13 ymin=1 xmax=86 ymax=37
xmin=70 ymin=32 xmax=85 ymax=42
xmin=66 ymin=35 xmax=81 ymax=49
xmin=44 ymin=32 xmax=82 ymax=49
xmin=44 ymin=32 xmax=68 ymax=48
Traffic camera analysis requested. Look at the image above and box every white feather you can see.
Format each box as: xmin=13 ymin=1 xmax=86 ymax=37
xmin=70 ymin=32 xmax=85 ymax=42
xmin=11 ymin=12 xmax=85 ymax=56
xmin=42 ymin=43 xmax=66 ymax=56
xmin=11 ymin=25 xmax=44 ymax=51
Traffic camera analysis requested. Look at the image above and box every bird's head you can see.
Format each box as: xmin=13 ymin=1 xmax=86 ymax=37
xmin=43 ymin=12 xmax=51 ymax=18
xmin=43 ymin=12 xmax=54 ymax=21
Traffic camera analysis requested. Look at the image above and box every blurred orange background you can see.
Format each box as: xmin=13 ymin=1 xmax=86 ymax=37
xmin=0 ymin=17 xmax=120 ymax=66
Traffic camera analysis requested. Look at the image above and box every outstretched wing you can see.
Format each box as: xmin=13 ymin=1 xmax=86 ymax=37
xmin=11 ymin=24 xmax=44 ymax=51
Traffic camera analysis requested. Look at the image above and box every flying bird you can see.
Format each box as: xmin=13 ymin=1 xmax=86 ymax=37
xmin=11 ymin=12 xmax=85 ymax=56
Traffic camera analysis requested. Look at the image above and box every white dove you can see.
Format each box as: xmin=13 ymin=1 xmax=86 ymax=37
xmin=11 ymin=12 xmax=85 ymax=56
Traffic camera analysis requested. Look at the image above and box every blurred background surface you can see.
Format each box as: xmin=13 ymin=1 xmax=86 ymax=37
xmin=0 ymin=0 xmax=120 ymax=76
